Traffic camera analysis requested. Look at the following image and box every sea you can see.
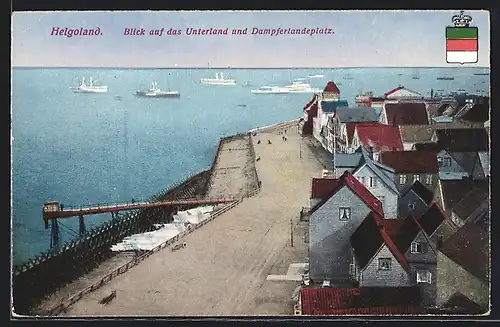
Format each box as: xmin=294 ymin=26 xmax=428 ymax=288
xmin=11 ymin=67 xmax=490 ymax=265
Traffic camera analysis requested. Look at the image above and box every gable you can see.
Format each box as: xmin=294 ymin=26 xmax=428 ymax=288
xmin=311 ymin=185 xmax=370 ymax=219
xmin=438 ymin=150 xmax=466 ymax=172
xmin=362 ymin=244 xmax=408 ymax=275
xmin=353 ymin=164 xmax=397 ymax=195
xmin=405 ymin=231 xmax=437 ymax=257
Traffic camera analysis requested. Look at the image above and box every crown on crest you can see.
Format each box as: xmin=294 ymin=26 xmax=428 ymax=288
xmin=452 ymin=11 xmax=473 ymax=27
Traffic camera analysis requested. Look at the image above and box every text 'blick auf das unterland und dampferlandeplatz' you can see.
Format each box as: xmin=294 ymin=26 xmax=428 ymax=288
xmin=50 ymin=26 xmax=335 ymax=38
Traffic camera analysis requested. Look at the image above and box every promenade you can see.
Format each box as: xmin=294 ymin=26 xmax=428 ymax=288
xmin=62 ymin=122 xmax=326 ymax=316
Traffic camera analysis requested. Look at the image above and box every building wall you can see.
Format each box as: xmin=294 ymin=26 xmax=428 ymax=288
xmin=353 ymin=165 xmax=399 ymax=219
xmin=309 ymin=186 xmax=371 ymax=283
xmin=405 ymin=232 xmax=438 ymax=307
xmin=437 ymin=252 xmax=489 ymax=309
xmin=359 ymin=245 xmax=411 ymax=287
xmin=396 ymin=172 xmax=439 ymax=193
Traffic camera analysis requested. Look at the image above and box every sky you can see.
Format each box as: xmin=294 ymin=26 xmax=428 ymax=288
xmin=11 ymin=10 xmax=490 ymax=68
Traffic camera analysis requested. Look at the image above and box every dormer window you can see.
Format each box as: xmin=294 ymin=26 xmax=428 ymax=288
xmin=378 ymin=258 xmax=392 ymax=271
xmin=413 ymin=174 xmax=420 ymax=182
xmin=399 ymin=174 xmax=407 ymax=185
xmin=410 ymin=242 xmax=427 ymax=254
xmin=417 ymin=270 xmax=432 ymax=284
xmin=339 ymin=207 xmax=351 ymax=221
xmin=369 ymin=177 xmax=377 ymax=187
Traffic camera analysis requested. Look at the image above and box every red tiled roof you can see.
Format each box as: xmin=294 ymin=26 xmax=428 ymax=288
xmin=380 ymin=150 xmax=439 ymax=173
xmin=311 ymin=178 xmax=340 ymax=199
xmin=323 ymin=81 xmax=340 ymax=94
xmin=355 ymin=125 xmax=404 ymax=152
xmin=310 ymin=171 xmax=384 ymax=217
xmin=345 ymin=122 xmax=382 ymax=145
xmin=385 ymin=86 xmax=404 ymax=96
xmin=383 ymin=219 xmax=406 ymax=237
xmin=300 ymin=287 xmax=422 ymax=315
xmin=384 ymin=103 xmax=429 ymax=125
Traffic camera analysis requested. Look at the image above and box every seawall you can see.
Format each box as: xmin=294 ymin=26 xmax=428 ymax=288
xmin=12 ymin=139 xmax=230 ymax=315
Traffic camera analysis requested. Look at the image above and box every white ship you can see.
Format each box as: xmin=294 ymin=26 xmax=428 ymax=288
xmin=307 ymin=74 xmax=325 ymax=79
xmin=200 ymin=72 xmax=236 ymax=85
xmin=251 ymin=82 xmax=321 ymax=94
xmin=72 ymin=77 xmax=108 ymax=93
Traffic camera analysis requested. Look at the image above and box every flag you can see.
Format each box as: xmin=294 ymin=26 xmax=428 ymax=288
xmin=446 ymin=27 xmax=478 ymax=64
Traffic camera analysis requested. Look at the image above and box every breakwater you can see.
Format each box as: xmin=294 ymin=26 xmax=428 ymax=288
xmin=13 ymin=145 xmax=224 ymax=315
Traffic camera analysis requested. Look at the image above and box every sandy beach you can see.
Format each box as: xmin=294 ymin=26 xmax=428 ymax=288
xmin=58 ymin=122 xmax=327 ymax=316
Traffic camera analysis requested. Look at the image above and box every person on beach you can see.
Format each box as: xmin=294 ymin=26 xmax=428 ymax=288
xmin=257 ymin=140 xmax=261 ymax=144
xmin=268 ymin=140 xmax=272 ymax=144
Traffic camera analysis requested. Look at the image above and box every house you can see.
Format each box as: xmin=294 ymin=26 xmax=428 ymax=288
xmin=351 ymin=124 xmax=404 ymax=160
xmin=299 ymin=94 xmax=319 ymax=135
xmin=431 ymin=128 xmax=489 ymax=180
xmin=379 ymin=102 xmax=429 ymax=126
xmin=321 ymin=81 xmax=341 ymax=101
xmin=389 ymin=215 xmax=438 ymax=307
xmin=350 ymin=212 xmax=411 ymax=288
xmin=336 ymin=122 xmax=382 ymax=153
xmin=350 ymin=211 xmax=439 ymax=307
xmin=334 ymin=146 xmax=399 ymax=219
xmin=354 ymin=91 xmax=386 ymax=109
xmin=327 ymin=107 xmax=378 ymax=153
xmin=399 ymin=121 xmax=484 ymax=151
xmin=379 ymin=150 xmax=439 ymax=192
xmin=308 ymin=171 xmax=384 ymax=284
xmin=397 ymin=180 xmax=435 ymax=219
xmin=299 ymin=287 xmax=423 ymax=315
xmin=436 ymin=223 xmax=489 ymax=313
xmin=313 ymin=100 xmax=349 ymax=152
xmin=384 ymin=86 xmax=423 ymax=100
xmin=309 ymin=177 xmax=339 ymax=208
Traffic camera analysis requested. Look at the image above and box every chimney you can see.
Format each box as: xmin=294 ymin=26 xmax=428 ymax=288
xmin=367 ymin=142 xmax=374 ymax=160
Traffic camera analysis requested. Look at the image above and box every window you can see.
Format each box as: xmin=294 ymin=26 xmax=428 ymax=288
xmin=339 ymin=207 xmax=351 ymax=221
xmin=443 ymin=157 xmax=452 ymax=167
xmin=360 ymin=177 xmax=366 ymax=185
xmin=437 ymin=157 xmax=444 ymax=167
xmin=378 ymin=258 xmax=392 ymax=270
xmin=425 ymin=174 xmax=433 ymax=185
xmin=410 ymin=242 xmax=425 ymax=253
xmin=369 ymin=177 xmax=377 ymax=187
xmin=413 ymin=174 xmax=420 ymax=182
xmin=416 ymin=270 xmax=432 ymax=283
xmin=399 ymin=174 xmax=407 ymax=185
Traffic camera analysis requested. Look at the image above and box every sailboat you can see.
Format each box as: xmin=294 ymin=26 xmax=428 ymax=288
xmin=411 ymin=68 xmax=420 ymax=80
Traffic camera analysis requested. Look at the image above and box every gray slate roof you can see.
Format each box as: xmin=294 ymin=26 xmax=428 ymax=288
xmin=335 ymin=107 xmax=378 ymax=123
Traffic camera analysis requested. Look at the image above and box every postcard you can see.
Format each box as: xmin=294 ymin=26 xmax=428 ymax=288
xmin=11 ymin=10 xmax=490 ymax=318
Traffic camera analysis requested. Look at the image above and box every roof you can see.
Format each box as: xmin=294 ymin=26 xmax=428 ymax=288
xmin=449 ymin=186 xmax=489 ymax=220
xmin=440 ymin=223 xmax=489 ymax=282
xmin=384 ymin=86 xmax=422 ymax=97
xmin=379 ymin=150 xmax=439 ymax=173
xmin=350 ymin=212 xmax=408 ymax=270
xmin=383 ymin=219 xmax=406 ymax=236
xmin=335 ymin=107 xmax=378 ymax=123
xmin=335 ymin=152 xmax=363 ymax=168
xmin=311 ymin=178 xmax=340 ymax=199
xmin=434 ymin=128 xmax=489 ymax=152
xmin=384 ymin=103 xmax=429 ymax=125
xmin=346 ymin=122 xmax=382 ymax=145
xmin=418 ymin=202 xmax=448 ymax=237
xmin=440 ymin=180 xmax=490 ymax=213
xmin=310 ymin=171 xmax=384 ymax=217
xmin=355 ymin=124 xmax=404 ymax=152
xmin=391 ymin=216 xmax=422 ymax=255
xmin=398 ymin=125 xmax=435 ymax=143
xmin=455 ymin=99 xmax=489 ymax=123
xmin=441 ymin=292 xmax=486 ymax=314
xmin=432 ymin=115 xmax=454 ymax=123
xmin=321 ymin=100 xmax=349 ymax=113
xmin=300 ymin=287 xmax=422 ymax=315
xmin=323 ymin=81 xmax=340 ymax=94
xmin=400 ymin=180 xmax=435 ymax=205
xmin=304 ymin=94 xmax=318 ymax=110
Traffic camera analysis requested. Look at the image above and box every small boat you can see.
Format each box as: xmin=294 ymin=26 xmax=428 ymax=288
xmin=114 ymin=96 xmax=123 ymax=100
xmin=343 ymin=76 xmax=354 ymax=80
xmin=473 ymin=73 xmax=490 ymax=76
xmin=251 ymin=82 xmax=321 ymax=94
xmin=308 ymin=74 xmax=324 ymax=79
xmin=243 ymin=82 xmax=252 ymax=87
xmin=71 ymin=77 xmax=108 ymax=93
xmin=251 ymin=85 xmax=290 ymax=94
xmin=237 ymin=104 xmax=247 ymax=107
xmin=200 ymin=72 xmax=236 ymax=85
xmin=412 ymin=76 xmax=420 ymax=80
xmin=135 ymin=82 xmax=180 ymax=98
xmin=437 ymin=76 xmax=455 ymax=80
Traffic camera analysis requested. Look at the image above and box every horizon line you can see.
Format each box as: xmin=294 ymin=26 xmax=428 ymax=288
xmin=11 ymin=66 xmax=491 ymax=69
